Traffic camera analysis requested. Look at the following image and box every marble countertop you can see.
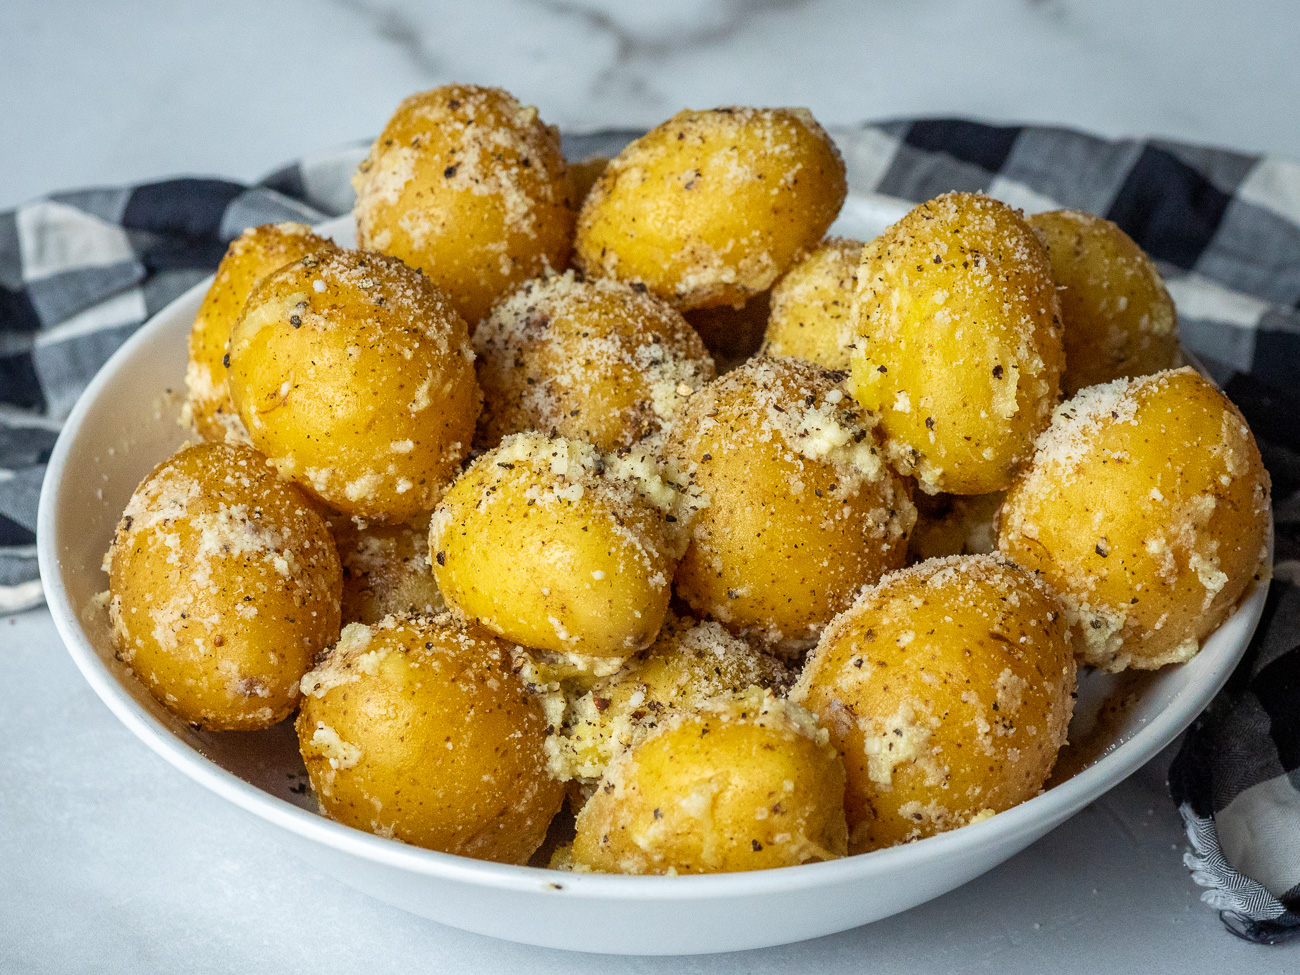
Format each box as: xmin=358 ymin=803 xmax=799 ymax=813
xmin=4 ymin=0 xmax=1300 ymax=971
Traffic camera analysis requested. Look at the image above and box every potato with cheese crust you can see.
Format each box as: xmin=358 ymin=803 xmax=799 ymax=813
xmin=186 ymin=222 xmax=338 ymax=444
xmin=794 ymin=555 xmax=1076 ymax=853
xmin=227 ymin=248 xmax=480 ymax=522
xmin=296 ymin=614 xmax=562 ymax=863
xmin=352 ymin=84 xmax=573 ymax=327
xmin=1028 ymin=210 xmax=1179 ymax=395
xmin=667 ymin=356 xmax=916 ymax=650
xmin=849 ymin=192 xmax=1064 ymax=495
xmin=764 ymin=237 xmax=863 ymax=368
xmin=997 ymin=368 xmax=1270 ymax=672
xmin=331 ymin=515 xmax=444 ymax=626
xmin=576 ymin=107 xmax=846 ymax=311
xmin=105 ymin=442 xmax=341 ymax=730
xmin=473 ymin=271 xmax=715 ymax=451
xmin=430 ymin=434 xmax=704 ymax=662
xmin=570 ymin=689 xmax=847 ymax=874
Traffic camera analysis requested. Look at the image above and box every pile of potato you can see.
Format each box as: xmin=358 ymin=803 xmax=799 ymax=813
xmin=104 ymin=84 xmax=1271 ymax=873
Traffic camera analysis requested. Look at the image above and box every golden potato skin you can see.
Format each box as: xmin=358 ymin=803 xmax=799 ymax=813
xmin=474 ymin=271 xmax=715 ymax=451
xmin=850 ymin=192 xmax=1065 ymax=495
xmin=795 ymin=555 xmax=1076 ymax=853
xmin=1029 ymin=210 xmax=1178 ymax=396
xmin=297 ymin=615 xmax=563 ymax=863
xmin=227 ymin=248 xmax=480 ymax=521
xmin=667 ymin=356 xmax=916 ymax=649
xmin=186 ymin=223 xmax=338 ymax=444
xmin=907 ymin=491 xmax=1002 ymax=563
xmin=571 ymin=691 xmax=847 ymax=874
xmin=431 ymin=435 xmax=699 ymax=659
xmin=683 ymin=291 xmax=770 ymax=372
xmin=576 ymin=107 xmax=847 ymax=310
xmin=331 ymin=515 xmax=444 ymax=626
xmin=998 ymin=368 xmax=1270 ymax=671
xmin=353 ymin=84 xmax=573 ymax=327
xmin=567 ymin=155 xmax=608 ymax=210
xmin=764 ymin=237 xmax=863 ymax=368
xmin=106 ymin=442 xmax=341 ymax=730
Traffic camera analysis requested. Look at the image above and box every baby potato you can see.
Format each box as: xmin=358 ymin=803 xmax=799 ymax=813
xmin=764 ymin=237 xmax=864 ymax=368
xmin=227 ymin=248 xmax=480 ymax=521
xmin=186 ymin=222 xmax=338 ymax=444
xmin=331 ymin=514 xmax=444 ymax=626
xmin=430 ymin=434 xmax=703 ymax=660
xmin=568 ymin=155 xmax=609 ymax=209
xmin=297 ymin=614 xmax=562 ymax=863
xmin=570 ymin=690 xmax=847 ymax=874
xmin=667 ymin=356 xmax=916 ymax=649
xmin=794 ymin=555 xmax=1076 ymax=853
xmin=683 ymin=291 xmax=770 ymax=373
xmin=576 ymin=107 xmax=847 ymax=310
xmin=998 ymin=367 xmax=1270 ymax=671
xmin=474 ymin=271 xmax=715 ymax=451
xmin=907 ymin=491 xmax=1003 ymax=563
xmin=1028 ymin=210 xmax=1179 ymax=396
xmin=105 ymin=442 xmax=341 ymax=730
xmin=352 ymin=84 xmax=573 ymax=327
xmin=849 ymin=192 xmax=1065 ymax=495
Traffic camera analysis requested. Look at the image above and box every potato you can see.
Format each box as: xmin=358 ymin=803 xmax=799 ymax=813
xmin=907 ymin=491 xmax=1002 ymax=563
xmin=1028 ymin=210 xmax=1179 ymax=396
xmin=667 ymin=356 xmax=916 ymax=649
xmin=570 ymin=689 xmax=847 ymax=874
xmin=997 ymin=368 xmax=1270 ymax=671
xmin=330 ymin=514 xmax=444 ymax=626
xmin=105 ymin=442 xmax=341 ymax=730
xmin=683 ymin=291 xmax=770 ymax=372
xmin=576 ymin=107 xmax=846 ymax=310
xmin=849 ymin=192 xmax=1065 ymax=495
xmin=474 ymin=271 xmax=715 ymax=451
xmin=227 ymin=248 xmax=480 ymax=521
xmin=764 ymin=237 xmax=863 ymax=368
xmin=794 ymin=555 xmax=1076 ymax=853
xmin=185 ymin=223 xmax=338 ymax=444
xmin=352 ymin=84 xmax=573 ymax=327
xmin=567 ymin=155 xmax=608 ymax=210
xmin=430 ymin=434 xmax=703 ymax=661
xmin=297 ymin=614 xmax=562 ymax=863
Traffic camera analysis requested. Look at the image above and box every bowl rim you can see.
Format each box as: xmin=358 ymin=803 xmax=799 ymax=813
xmin=36 ymin=258 xmax=1270 ymax=903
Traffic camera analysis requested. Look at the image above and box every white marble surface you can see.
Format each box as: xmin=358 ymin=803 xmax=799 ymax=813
xmin=5 ymin=0 xmax=1300 ymax=970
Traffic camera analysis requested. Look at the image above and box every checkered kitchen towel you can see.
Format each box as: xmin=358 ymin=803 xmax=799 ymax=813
xmin=5 ymin=121 xmax=1300 ymax=941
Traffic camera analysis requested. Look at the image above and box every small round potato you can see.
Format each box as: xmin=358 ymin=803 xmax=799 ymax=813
xmin=331 ymin=515 xmax=444 ymax=626
xmin=352 ymin=84 xmax=573 ymax=327
xmin=764 ymin=237 xmax=863 ymax=368
xmin=570 ymin=690 xmax=848 ymax=874
xmin=683 ymin=291 xmax=770 ymax=371
xmin=907 ymin=491 xmax=1003 ymax=563
xmin=998 ymin=368 xmax=1270 ymax=671
xmin=186 ymin=222 xmax=338 ymax=444
xmin=106 ymin=442 xmax=341 ymax=730
xmin=227 ymin=248 xmax=481 ymax=521
xmin=1028 ymin=210 xmax=1179 ymax=396
xmin=576 ymin=107 xmax=847 ymax=310
xmin=474 ymin=271 xmax=715 ymax=451
xmin=568 ymin=155 xmax=609 ymax=210
xmin=430 ymin=434 xmax=702 ymax=660
xmin=794 ymin=555 xmax=1076 ymax=853
xmin=667 ymin=356 xmax=916 ymax=649
xmin=849 ymin=192 xmax=1065 ymax=495
xmin=297 ymin=615 xmax=563 ymax=863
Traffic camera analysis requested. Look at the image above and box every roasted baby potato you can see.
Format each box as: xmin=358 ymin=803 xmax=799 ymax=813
xmin=352 ymin=84 xmax=573 ymax=327
xmin=576 ymin=107 xmax=846 ymax=310
xmin=849 ymin=192 xmax=1065 ymax=495
xmin=794 ymin=554 xmax=1076 ymax=853
xmin=227 ymin=248 xmax=480 ymax=521
xmin=474 ymin=271 xmax=715 ymax=451
xmin=764 ymin=237 xmax=863 ymax=368
xmin=998 ymin=368 xmax=1270 ymax=671
xmin=570 ymin=690 xmax=847 ymax=873
xmin=906 ymin=491 xmax=1003 ymax=563
xmin=106 ymin=442 xmax=341 ymax=730
xmin=331 ymin=514 xmax=444 ymax=626
xmin=297 ymin=614 xmax=562 ymax=863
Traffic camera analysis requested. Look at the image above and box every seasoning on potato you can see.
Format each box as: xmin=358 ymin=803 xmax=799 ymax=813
xmin=576 ymin=107 xmax=847 ymax=310
xmin=227 ymin=248 xmax=481 ymax=522
xmin=764 ymin=237 xmax=864 ymax=368
xmin=794 ymin=554 xmax=1076 ymax=853
xmin=105 ymin=441 xmax=341 ymax=730
xmin=331 ymin=514 xmax=444 ymax=626
xmin=352 ymin=84 xmax=574 ymax=328
xmin=297 ymin=614 xmax=563 ymax=863
xmin=997 ymin=367 xmax=1270 ymax=672
xmin=849 ymin=192 xmax=1065 ymax=495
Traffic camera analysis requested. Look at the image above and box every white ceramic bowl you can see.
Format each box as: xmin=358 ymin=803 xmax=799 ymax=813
xmin=37 ymin=209 xmax=1269 ymax=956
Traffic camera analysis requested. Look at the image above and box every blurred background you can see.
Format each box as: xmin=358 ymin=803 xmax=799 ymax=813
xmin=3 ymin=0 xmax=1299 ymax=208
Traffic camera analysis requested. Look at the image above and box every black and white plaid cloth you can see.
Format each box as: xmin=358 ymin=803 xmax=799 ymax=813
xmin=4 ymin=120 xmax=1299 ymax=942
